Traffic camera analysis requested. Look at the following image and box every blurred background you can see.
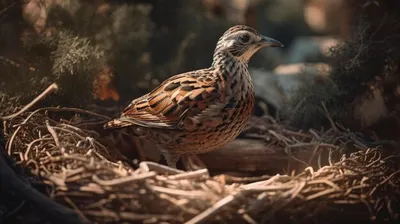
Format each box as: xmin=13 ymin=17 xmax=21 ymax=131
xmin=0 ymin=0 xmax=344 ymax=114
xmin=1 ymin=0 xmax=400 ymax=146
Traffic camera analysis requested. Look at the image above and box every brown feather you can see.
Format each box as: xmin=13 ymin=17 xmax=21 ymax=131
xmin=104 ymin=69 xmax=221 ymax=130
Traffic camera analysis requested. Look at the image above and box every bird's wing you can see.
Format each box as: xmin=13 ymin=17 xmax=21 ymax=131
xmin=113 ymin=69 xmax=222 ymax=129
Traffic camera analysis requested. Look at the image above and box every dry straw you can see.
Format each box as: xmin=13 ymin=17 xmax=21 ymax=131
xmin=1 ymin=84 xmax=399 ymax=223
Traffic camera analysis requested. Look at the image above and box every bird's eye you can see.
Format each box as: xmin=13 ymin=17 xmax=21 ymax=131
xmin=239 ymin=34 xmax=250 ymax=43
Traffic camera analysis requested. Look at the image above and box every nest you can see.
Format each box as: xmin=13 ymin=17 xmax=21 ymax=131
xmin=1 ymin=87 xmax=400 ymax=224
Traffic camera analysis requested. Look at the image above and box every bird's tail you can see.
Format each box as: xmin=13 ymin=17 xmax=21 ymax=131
xmin=103 ymin=118 xmax=135 ymax=129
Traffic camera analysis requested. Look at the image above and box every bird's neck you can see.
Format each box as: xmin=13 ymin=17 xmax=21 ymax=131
xmin=211 ymin=50 xmax=252 ymax=99
xmin=211 ymin=50 xmax=249 ymax=78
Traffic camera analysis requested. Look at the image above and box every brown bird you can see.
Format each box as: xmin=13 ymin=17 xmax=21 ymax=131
xmin=104 ymin=25 xmax=283 ymax=168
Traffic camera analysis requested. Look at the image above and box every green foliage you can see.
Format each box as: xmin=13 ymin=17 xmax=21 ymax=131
xmin=49 ymin=30 xmax=104 ymax=77
xmin=0 ymin=0 xmax=235 ymax=115
xmin=284 ymin=77 xmax=342 ymax=129
xmin=0 ymin=28 xmax=104 ymax=111
xmin=287 ymin=11 xmax=400 ymax=129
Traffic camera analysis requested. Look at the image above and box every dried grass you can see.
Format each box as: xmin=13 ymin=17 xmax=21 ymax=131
xmin=1 ymin=84 xmax=399 ymax=224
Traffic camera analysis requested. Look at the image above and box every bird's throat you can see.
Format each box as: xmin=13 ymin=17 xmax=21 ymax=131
xmin=211 ymin=50 xmax=252 ymax=102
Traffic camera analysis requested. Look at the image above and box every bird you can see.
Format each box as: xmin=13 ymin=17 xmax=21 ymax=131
xmin=104 ymin=25 xmax=284 ymax=168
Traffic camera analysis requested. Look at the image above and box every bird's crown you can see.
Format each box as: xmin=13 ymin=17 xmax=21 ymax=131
xmin=213 ymin=25 xmax=283 ymax=63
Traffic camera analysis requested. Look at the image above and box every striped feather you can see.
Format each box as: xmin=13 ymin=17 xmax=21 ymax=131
xmin=104 ymin=68 xmax=222 ymax=130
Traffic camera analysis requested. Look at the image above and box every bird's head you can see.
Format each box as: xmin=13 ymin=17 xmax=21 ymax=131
xmin=214 ymin=25 xmax=284 ymax=63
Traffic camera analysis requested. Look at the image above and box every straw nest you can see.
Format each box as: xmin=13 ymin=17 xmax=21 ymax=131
xmin=1 ymin=89 xmax=400 ymax=224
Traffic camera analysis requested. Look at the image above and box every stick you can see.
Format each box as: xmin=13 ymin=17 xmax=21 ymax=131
xmin=0 ymin=2 xmax=16 ymax=17
xmin=320 ymin=101 xmax=338 ymax=133
xmin=46 ymin=120 xmax=61 ymax=149
xmin=0 ymin=83 xmax=58 ymax=120
xmin=184 ymin=194 xmax=237 ymax=224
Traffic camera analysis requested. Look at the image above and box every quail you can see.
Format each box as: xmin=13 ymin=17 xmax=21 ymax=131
xmin=104 ymin=25 xmax=284 ymax=168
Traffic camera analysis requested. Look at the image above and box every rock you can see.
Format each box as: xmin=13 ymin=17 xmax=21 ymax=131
xmin=250 ymin=63 xmax=331 ymax=112
xmin=284 ymin=36 xmax=340 ymax=64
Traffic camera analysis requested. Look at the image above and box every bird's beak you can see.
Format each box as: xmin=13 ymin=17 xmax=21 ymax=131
xmin=259 ymin=35 xmax=284 ymax=47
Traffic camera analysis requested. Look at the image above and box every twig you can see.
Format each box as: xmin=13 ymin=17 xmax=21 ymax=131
xmin=168 ymin=169 xmax=209 ymax=180
xmin=147 ymin=184 xmax=210 ymax=198
xmin=139 ymin=161 xmax=184 ymax=175
xmin=46 ymin=120 xmax=61 ymax=150
xmin=320 ymin=101 xmax=338 ymax=133
xmin=64 ymin=197 xmax=90 ymax=223
xmin=92 ymin=171 xmax=156 ymax=186
xmin=238 ymin=209 xmax=258 ymax=224
xmin=0 ymin=83 xmax=58 ymax=120
xmin=184 ymin=194 xmax=237 ymax=224
xmin=3 ymin=200 xmax=26 ymax=219
xmin=0 ymin=2 xmax=16 ymax=17
xmin=83 ymin=210 xmax=179 ymax=222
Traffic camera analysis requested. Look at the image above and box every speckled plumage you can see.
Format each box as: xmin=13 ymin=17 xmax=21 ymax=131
xmin=104 ymin=25 xmax=283 ymax=168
